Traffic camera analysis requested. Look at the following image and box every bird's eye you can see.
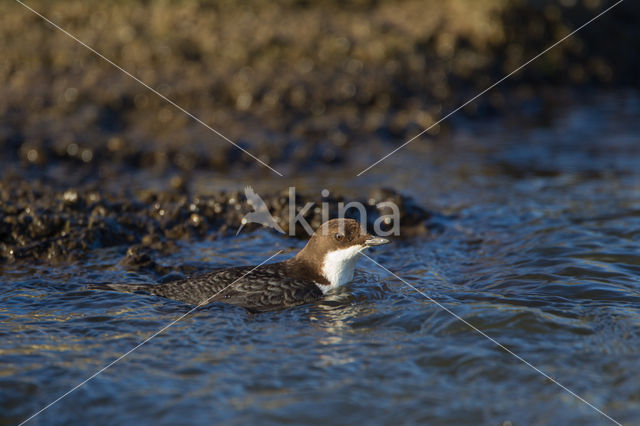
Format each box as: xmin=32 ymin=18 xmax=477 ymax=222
xmin=334 ymin=232 xmax=344 ymax=241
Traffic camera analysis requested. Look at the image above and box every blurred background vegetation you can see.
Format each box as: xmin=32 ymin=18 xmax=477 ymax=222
xmin=1 ymin=0 xmax=638 ymax=177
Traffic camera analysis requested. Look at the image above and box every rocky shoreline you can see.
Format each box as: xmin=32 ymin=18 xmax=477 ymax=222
xmin=0 ymin=182 xmax=434 ymax=264
xmin=1 ymin=0 xmax=637 ymax=264
xmin=2 ymin=1 xmax=638 ymax=176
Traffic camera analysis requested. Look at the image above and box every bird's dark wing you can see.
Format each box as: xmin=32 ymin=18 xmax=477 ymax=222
xmin=216 ymin=275 xmax=324 ymax=312
xmin=144 ymin=263 xmax=323 ymax=311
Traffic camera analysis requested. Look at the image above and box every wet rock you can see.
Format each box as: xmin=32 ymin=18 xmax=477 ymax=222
xmin=0 ymin=180 xmax=434 ymax=264
xmin=367 ymin=187 xmax=433 ymax=236
xmin=120 ymin=245 xmax=171 ymax=275
xmin=62 ymin=190 xmax=79 ymax=205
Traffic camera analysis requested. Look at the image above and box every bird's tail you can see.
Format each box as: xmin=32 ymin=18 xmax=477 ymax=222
xmin=87 ymin=283 xmax=152 ymax=294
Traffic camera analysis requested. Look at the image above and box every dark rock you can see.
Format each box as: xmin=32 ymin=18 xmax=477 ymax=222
xmin=0 ymin=180 xmax=434 ymax=264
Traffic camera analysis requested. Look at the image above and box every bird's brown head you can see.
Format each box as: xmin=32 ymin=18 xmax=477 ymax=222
xmin=294 ymin=218 xmax=390 ymax=292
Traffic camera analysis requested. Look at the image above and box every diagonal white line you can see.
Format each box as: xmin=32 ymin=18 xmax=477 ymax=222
xmin=14 ymin=0 xmax=284 ymax=177
xmin=361 ymin=252 xmax=622 ymax=426
xmin=356 ymin=0 xmax=625 ymax=176
xmin=18 ymin=250 xmax=284 ymax=426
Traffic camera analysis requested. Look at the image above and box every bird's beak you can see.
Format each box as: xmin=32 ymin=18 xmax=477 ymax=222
xmin=364 ymin=236 xmax=390 ymax=246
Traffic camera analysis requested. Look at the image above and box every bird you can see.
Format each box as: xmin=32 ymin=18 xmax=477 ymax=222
xmin=236 ymin=186 xmax=285 ymax=235
xmin=89 ymin=218 xmax=390 ymax=312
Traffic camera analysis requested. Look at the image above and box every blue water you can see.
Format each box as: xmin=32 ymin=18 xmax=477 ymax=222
xmin=2 ymin=92 xmax=640 ymax=425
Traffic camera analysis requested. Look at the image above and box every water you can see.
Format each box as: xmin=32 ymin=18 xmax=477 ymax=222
xmin=2 ymin=92 xmax=640 ymax=425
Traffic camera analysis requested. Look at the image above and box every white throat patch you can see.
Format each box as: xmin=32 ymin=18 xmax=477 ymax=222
xmin=319 ymin=245 xmax=365 ymax=293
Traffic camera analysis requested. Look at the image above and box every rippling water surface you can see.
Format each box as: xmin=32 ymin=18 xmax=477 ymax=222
xmin=2 ymin=93 xmax=640 ymax=425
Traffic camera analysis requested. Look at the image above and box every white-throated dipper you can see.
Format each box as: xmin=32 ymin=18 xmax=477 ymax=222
xmin=91 ymin=218 xmax=390 ymax=312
